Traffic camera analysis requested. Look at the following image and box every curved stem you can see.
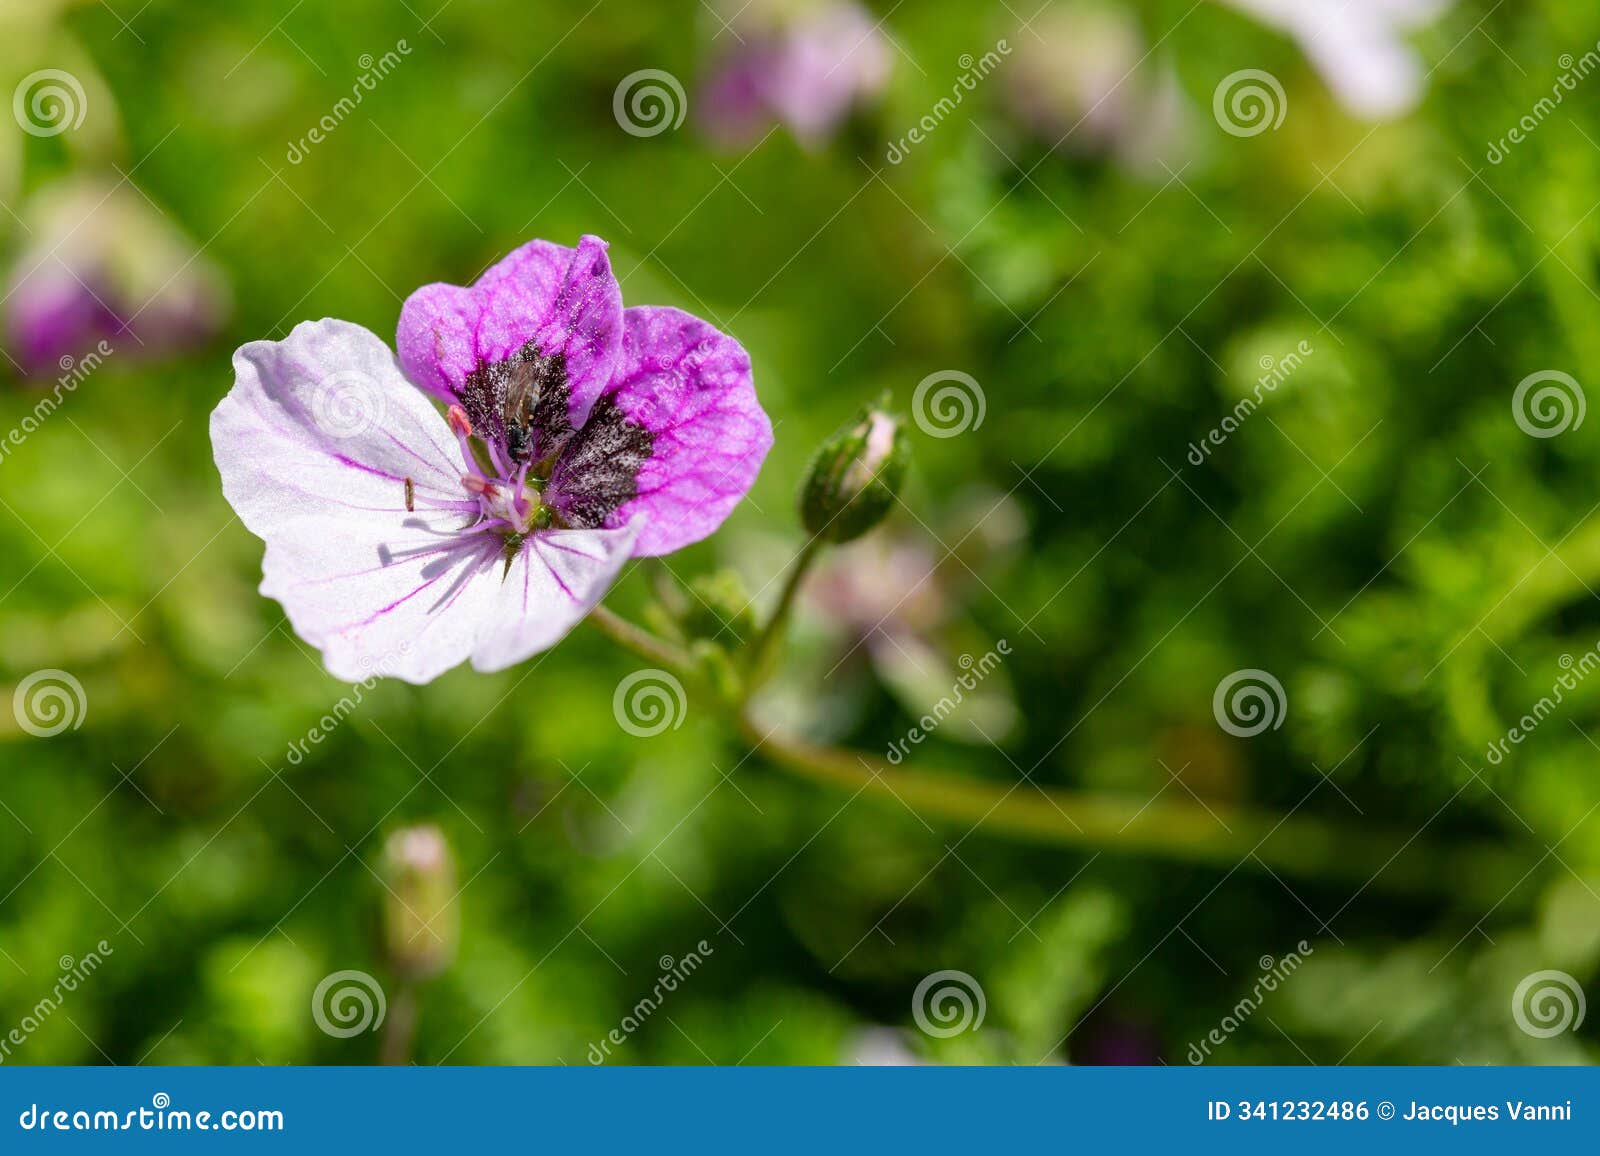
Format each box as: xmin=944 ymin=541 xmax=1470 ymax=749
xmin=588 ymin=604 xmax=1537 ymax=903
xmin=734 ymin=716 xmax=1535 ymax=904
xmin=589 ymin=603 xmax=693 ymax=672
xmin=747 ymin=540 xmax=821 ymax=691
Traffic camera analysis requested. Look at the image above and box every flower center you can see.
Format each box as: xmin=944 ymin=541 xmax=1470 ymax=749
xmin=442 ymin=402 xmax=560 ymax=547
xmin=461 ymin=474 xmax=552 ymax=535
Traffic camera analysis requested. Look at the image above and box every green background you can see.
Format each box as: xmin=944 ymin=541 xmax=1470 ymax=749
xmin=1 ymin=0 xmax=1598 ymax=1065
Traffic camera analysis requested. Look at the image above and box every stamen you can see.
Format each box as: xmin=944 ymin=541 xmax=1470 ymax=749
xmin=403 ymin=477 xmax=415 ymax=512
xmin=485 ymin=436 xmax=511 ymax=479
xmin=448 ymin=404 xmax=487 ymax=480
xmin=460 ymin=473 xmax=532 ymax=534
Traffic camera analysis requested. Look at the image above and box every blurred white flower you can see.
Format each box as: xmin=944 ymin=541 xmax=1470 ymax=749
xmin=1216 ymin=0 xmax=1454 ymax=119
xmin=846 ymin=1026 xmax=925 ymax=1066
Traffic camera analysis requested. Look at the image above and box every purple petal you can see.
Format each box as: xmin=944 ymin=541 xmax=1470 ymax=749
xmin=471 ymin=523 xmax=639 ymax=672
xmin=545 ymin=305 xmax=772 ymax=558
xmin=396 ymin=235 xmax=623 ymax=437
xmin=7 ymin=269 xmax=121 ymax=376
xmin=212 ymin=318 xmax=501 ymax=683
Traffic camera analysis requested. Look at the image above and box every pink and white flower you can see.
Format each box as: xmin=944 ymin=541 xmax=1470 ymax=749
xmin=211 ymin=235 xmax=772 ymax=684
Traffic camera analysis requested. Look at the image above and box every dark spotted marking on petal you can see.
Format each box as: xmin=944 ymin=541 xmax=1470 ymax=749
xmin=525 ymin=355 xmax=575 ymax=461
xmin=547 ymin=394 xmax=653 ymax=529
xmin=455 ymin=340 xmax=572 ymax=463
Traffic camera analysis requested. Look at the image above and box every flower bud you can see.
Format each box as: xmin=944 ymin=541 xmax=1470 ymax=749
xmin=800 ymin=401 xmax=908 ymax=543
xmin=380 ymin=825 xmax=458 ymax=981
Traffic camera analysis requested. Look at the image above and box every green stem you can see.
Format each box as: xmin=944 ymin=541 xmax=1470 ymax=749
xmin=379 ymin=983 xmax=416 ymax=1066
xmin=733 ymin=719 xmax=1535 ymax=905
xmin=588 ymin=604 xmax=1537 ymax=903
xmin=747 ymin=540 xmax=821 ymax=690
xmin=589 ymin=603 xmax=693 ymax=672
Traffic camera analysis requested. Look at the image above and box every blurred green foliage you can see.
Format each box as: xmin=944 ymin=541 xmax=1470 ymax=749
xmin=1 ymin=0 xmax=1599 ymax=1066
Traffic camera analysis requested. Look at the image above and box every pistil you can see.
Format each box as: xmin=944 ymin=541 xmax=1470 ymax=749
xmin=444 ymin=404 xmax=561 ymax=539
xmin=461 ymin=473 xmax=553 ymax=536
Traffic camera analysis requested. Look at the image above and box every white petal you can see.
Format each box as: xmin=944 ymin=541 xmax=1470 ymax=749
xmin=212 ymin=318 xmax=496 ymax=683
xmin=260 ymin=514 xmax=505 ymax=683
xmin=470 ymin=523 xmax=639 ymax=673
xmin=1296 ymin=10 xmax=1424 ymax=119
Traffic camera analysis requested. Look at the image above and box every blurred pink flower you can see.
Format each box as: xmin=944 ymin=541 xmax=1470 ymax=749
xmin=6 ymin=177 xmax=229 ymax=377
xmin=698 ymin=0 xmax=892 ymax=149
